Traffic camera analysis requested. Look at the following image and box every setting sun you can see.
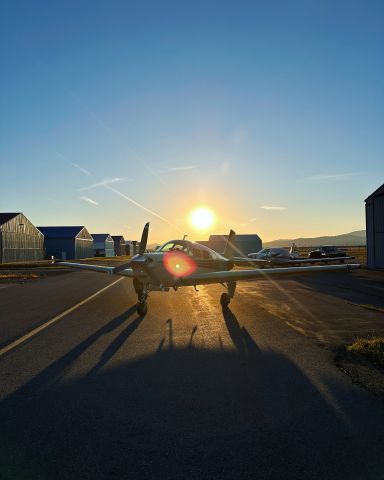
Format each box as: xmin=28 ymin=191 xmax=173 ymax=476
xmin=190 ymin=207 xmax=216 ymax=231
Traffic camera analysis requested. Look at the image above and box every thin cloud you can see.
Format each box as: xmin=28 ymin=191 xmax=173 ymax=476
xmin=305 ymin=173 xmax=357 ymax=182
xmin=163 ymin=165 xmax=197 ymax=173
xmin=260 ymin=205 xmax=286 ymax=211
xmin=79 ymin=177 xmax=128 ymax=191
xmin=80 ymin=196 xmax=99 ymax=206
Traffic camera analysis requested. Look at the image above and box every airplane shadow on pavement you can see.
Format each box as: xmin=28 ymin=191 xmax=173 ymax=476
xmin=1 ymin=307 xmax=384 ymax=480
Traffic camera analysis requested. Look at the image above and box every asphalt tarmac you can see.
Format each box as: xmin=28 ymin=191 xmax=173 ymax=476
xmin=1 ymin=270 xmax=384 ymax=479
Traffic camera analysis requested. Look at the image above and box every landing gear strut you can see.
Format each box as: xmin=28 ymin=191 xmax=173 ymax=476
xmin=134 ymin=278 xmax=148 ymax=316
xmin=220 ymin=281 xmax=236 ymax=308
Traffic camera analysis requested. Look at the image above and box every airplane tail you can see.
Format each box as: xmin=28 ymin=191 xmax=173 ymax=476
xmin=223 ymin=229 xmax=236 ymax=259
xmin=290 ymin=242 xmax=298 ymax=255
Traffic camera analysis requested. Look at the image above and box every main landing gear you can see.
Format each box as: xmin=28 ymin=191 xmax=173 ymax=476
xmin=134 ymin=278 xmax=148 ymax=316
xmin=220 ymin=281 xmax=236 ymax=308
xmin=137 ymin=294 xmax=148 ymax=316
xmin=220 ymin=293 xmax=231 ymax=307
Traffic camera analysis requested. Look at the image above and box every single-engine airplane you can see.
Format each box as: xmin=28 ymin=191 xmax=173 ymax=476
xmin=59 ymin=223 xmax=360 ymax=315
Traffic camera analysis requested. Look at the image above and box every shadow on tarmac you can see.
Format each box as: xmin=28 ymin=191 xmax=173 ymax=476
xmin=1 ymin=307 xmax=384 ymax=480
xmin=291 ymin=270 xmax=384 ymax=309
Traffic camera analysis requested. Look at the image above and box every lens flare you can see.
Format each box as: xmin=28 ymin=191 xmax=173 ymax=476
xmin=190 ymin=207 xmax=215 ymax=230
xmin=163 ymin=251 xmax=197 ymax=277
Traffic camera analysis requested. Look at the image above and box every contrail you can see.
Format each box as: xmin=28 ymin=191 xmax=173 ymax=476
xmin=78 ymin=177 xmax=128 ymax=191
xmin=66 ymin=89 xmax=169 ymax=187
xmin=106 ymin=186 xmax=182 ymax=232
xmin=70 ymin=162 xmax=91 ymax=176
xmin=57 ymin=153 xmax=91 ymax=176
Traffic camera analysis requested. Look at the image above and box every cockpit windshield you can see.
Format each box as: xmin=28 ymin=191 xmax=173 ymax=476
xmin=158 ymin=241 xmax=189 ymax=253
xmin=158 ymin=240 xmax=219 ymax=260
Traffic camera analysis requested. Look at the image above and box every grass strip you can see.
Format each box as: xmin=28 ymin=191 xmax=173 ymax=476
xmin=347 ymin=337 xmax=384 ymax=369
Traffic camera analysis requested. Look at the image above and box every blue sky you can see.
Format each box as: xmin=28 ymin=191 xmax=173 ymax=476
xmin=1 ymin=0 xmax=383 ymax=242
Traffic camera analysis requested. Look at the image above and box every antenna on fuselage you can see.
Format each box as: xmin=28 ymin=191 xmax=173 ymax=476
xmin=183 ymin=234 xmax=188 ymax=240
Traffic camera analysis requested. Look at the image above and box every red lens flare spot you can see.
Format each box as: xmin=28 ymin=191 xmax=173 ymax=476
xmin=163 ymin=251 xmax=197 ymax=278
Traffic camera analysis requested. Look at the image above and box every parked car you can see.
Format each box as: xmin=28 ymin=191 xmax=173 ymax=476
xmin=308 ymin=246 xmax=347 ymax=259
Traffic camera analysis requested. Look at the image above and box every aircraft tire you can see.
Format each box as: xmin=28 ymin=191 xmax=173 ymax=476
xmin=137 ymin=302 xmax=147 ymax=316
xmin=220 ymin=293 xmax=230 ymax=308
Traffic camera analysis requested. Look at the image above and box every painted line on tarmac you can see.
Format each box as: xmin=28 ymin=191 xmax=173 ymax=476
xmin=0 ymin=277 xmax=125 ymax=358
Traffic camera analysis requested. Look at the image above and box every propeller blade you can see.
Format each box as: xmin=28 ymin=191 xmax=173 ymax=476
xmin=139 ymin=222 xmax=150 ymax=255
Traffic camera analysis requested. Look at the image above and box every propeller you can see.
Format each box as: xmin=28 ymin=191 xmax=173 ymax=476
xmin=139 ymin=222 xmax=150 ymax=255
xmin=113 ymin=222 xmax=150 ymax=273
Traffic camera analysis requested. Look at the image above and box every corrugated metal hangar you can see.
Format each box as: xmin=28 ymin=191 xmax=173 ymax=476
xmin=204 ymin=233 xmax=262 ymax=256
xmin=0 ymin=213 xmax=44 ymax=263
xmin=366 ymin=183 xmax=384 ymax=269
xmin=38 ymin=226 xmax=93 ymax=260
xmin=112 ymin=235 xmax=126 ymax=256
xmin=92 ymin=234 xmax=115 ymax=257
xmin=125 ymin=240 xmax=139 ymax=256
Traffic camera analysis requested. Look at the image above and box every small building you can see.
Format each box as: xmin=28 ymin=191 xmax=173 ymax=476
xmin=365 ymin=184 xmax=384 ymax=269
xmin=125 ymin=240 xmax=139 ymax=256
xmin=206 ymin=233 xmax=262 ymax=257
xmin=0 ymin=213 xmax=44 ymax=263
xmin=112 ymin=235 xmax=126 ymax=256
xmin=38 ymin=226 xmax=93 ymax=260
xmin=92 ymin=234 xmax=115 ymax=257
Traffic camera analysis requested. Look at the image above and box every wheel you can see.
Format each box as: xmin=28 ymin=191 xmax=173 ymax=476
xmin=137 ymin=302 xmax=148 ymax=316
xmin=220 ymin=292 xmax=230 ymax=308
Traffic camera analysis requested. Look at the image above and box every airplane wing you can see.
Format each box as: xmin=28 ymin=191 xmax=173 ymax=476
xmin=288 ymin=256 xmax=354 ymax=264
xmin=176 ymin=263 xmax=360 ymax=286
xmin=234 ymin=256 xmax=354 ymax=267
xmin=233 ymin=256 xmax=268 ymax=265
xmin=58 ymin=262 xmax=134 ymax=277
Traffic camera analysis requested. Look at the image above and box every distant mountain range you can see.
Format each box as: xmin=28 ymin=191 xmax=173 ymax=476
xmin=263 ymin=230 xmax=366 ymax=248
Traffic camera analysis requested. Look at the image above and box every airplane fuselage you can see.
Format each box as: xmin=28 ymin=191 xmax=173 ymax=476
xmin=131 ymin=251 xmax=233 ymax=289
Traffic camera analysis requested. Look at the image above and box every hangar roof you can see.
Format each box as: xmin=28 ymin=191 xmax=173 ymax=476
xmin=37 ymin=226 xmax=86 ymax=238
xmin=0 ymin=213 xmax=20 ymax=225
xmin=209 ymin=233 xmax=262 ymax=241
xmin=365 ymin=184 xmax=384 ymax=201
xmin=112 ymin=235 xmax=125 ymax=243
xmin=92 ymin=233 xmax=113 ymax=242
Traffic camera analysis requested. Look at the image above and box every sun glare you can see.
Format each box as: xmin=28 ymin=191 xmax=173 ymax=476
xmin=190 ymin=207 xmax=216 ymax=230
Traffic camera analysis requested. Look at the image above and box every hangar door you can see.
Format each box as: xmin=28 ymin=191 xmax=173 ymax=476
xmin=373 ymin=196 xmax=384 ymax=268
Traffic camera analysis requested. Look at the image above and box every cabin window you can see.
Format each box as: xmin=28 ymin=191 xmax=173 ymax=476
xmin=189 ymin=248 xmax=201 ymax=258
xmin=159 ymin=241 xmax=189 ymax=253
xmin=201 ymin=249 xmax=211 ymax=259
